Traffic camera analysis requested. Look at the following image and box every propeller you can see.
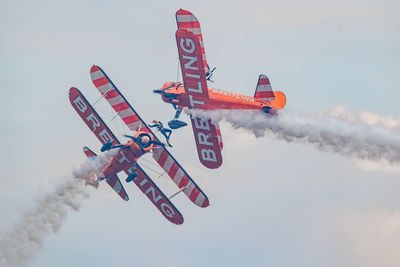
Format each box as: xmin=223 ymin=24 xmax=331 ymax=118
xmin=153 ymin=83 xmax=179 ymax=99
xmin=122 ymin=134 xmax=135 ymax=140
xmin=153 ymin=86 xmax=176 ymax=98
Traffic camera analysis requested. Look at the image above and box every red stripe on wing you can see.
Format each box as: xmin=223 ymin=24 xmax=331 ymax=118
xmin=189 ymin=187 xmax=201 ymax=203
xmin=113 ymin=102 xmax=130 ymax=112
xmin=168 ymin=162 xmax=179 ymax=179
xmin=104 ymin=90 xmax=120 ymax=99
xmin=92 ymin=77 xmax=109 ymax=87
xmin=157 ymin=150 xmax=169 ymax=167
xmin=123 ymin=115 xmax=140 ymax=125
xmin=178 ymin=175 xmax=189 ymax=188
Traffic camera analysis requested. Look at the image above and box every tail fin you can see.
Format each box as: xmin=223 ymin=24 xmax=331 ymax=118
xmin=254 ymin=74 xmax=275 ymax=102
xmin=82 ymin=147 xmax=129 ymax=201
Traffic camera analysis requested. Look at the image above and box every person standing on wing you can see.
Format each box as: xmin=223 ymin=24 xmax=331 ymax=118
xmin=149 ymin=120 xmax=173 ymax=147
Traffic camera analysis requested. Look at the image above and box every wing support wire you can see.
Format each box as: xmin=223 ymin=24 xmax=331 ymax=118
xmin=169 ymin=182 xmax=193 ymax=200
xmin=92 ymin=87 xmax=113 ymax=107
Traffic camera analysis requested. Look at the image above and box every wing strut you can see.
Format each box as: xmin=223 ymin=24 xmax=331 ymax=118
xmin=169 ymin=182 xmax=193 ymax=200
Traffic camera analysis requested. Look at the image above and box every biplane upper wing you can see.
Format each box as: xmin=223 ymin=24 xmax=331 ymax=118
xmin=90 ymin=65 xmax=210 ymax=208
xmin=175 ymin=28 xmax=223 ymax=169
xmin=176 ymin=9 xmax=209 ymax=75
xmin=69 ymin=87 xmax=184 ymax=223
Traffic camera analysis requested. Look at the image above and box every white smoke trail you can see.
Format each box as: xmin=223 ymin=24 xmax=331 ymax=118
xmin=187 ymin=109 xmax=400 ymax=164
xmin=318 ymin=105 xmax=400 ymax=130
xmin=0 ymin=159 xmax=103 ymax=267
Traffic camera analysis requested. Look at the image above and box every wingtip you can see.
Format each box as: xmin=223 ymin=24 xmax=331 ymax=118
xmin=90 ymin=64 xmax=100 ymax=73
xmin=69 ymin=87 xmax=79 ymax=96
xmin=202 ymin=199 xmax=210 ymax=208
xmin=176 ymin=9 xmax=191 ymax=16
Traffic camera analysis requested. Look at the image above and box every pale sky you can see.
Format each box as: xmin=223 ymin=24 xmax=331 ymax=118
xmin=1 ymin=0 xmax=400 ymax=266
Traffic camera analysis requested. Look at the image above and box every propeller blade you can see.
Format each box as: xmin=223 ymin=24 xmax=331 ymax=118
xmin=123 ymin=134 xmax=135 ymax=139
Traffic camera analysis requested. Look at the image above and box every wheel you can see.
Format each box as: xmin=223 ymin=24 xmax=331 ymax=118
xmin=263 ymin=107 xmax=271 ymax=114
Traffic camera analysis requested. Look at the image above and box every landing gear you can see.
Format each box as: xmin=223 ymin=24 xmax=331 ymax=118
xmin=126 ymin=172 xmax=138 ymax=183
xmin=263 ymin=106 xmax=271 ymax=114
xmin=168 ymin=107 xmax=187 ymax=129
xmin=168 ymin=119 xmax=187 ymax=129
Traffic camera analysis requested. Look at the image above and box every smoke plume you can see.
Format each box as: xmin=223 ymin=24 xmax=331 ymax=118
xmin=317 ymin=105 xmax=400 ymax=131
xmin=187 ymin=109 xmax=400 ymax=164
xmin=0 ymin=160 xmax=102 ymax=267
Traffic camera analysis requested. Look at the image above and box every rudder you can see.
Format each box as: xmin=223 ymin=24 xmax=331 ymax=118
xmin=254 ymin=74 xmax=275 ymax=102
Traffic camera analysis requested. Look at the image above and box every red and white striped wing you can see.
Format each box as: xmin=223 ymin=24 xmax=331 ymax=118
xmin=90 ymin=65 xmax=210 ymax=208
xmin=176 ymin=9 xmax=208 ymax=75
xmin=90 ymin=65 xmax=149 ymax=134
xmin=152 ymin=146 xmax=209 ymax=208
xmin=254 ymin=74 xmax=275 ymax=102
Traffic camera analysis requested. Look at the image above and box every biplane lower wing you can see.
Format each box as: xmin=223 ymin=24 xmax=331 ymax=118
xmin=69 ymin=87 xmax=184 ymax=223
xmin=124 ymin=164 xmax=184 ymax=224
xmin=90 ymin=65 xmax=210 ymax=208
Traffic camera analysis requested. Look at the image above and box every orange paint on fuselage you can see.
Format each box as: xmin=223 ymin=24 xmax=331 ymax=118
xmin=101 ymin=131 xmax=153 ymax=177
xmin=159 ymin=82 xmax=286 ymax=111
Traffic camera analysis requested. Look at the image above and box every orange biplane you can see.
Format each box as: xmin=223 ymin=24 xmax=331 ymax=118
xmin=154 ymin=9 xmax=287 ymax=169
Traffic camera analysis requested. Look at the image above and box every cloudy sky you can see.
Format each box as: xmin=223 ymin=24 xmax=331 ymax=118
xmin=1 ymin=0 xmax=400 ymax=266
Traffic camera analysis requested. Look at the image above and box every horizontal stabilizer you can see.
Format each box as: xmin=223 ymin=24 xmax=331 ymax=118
xmin=106 ymin=175 xmax=129 ymax=201
xmin=83 ymin=146 xmax=97 ymax=160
